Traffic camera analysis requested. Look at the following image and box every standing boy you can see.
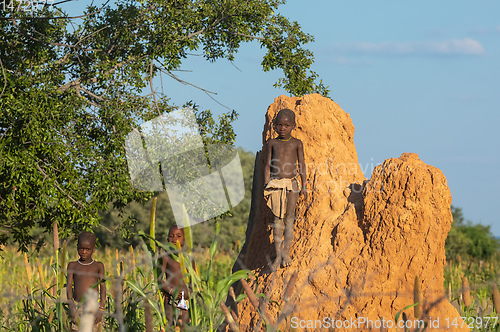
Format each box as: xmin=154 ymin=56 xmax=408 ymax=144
xmin=161 ymin=225 xmax=190 ymax=327
xmin=264 ymin=108 xmax=307 ymax=268
xmin=67 ymin=231 xmax=106 ymax=332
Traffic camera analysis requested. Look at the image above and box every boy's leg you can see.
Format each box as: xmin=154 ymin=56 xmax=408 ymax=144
xmin=273 ymin=216 xmax=284 ymax=265
xmin=93 ymin=320 xmax=103 ymax=332
xmin=282 ymin=179 xmax=299 ymax=266
xmin=164 ymin=298 xmax=174 ymax=326
xmin=180 ymin=309 xmax=189 ymax=327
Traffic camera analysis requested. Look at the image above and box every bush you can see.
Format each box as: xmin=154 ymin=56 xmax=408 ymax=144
xmin=445 ymin=206 xmax=499 ymax=261
xmin=96 ymin=147 xmax=255 ymax=252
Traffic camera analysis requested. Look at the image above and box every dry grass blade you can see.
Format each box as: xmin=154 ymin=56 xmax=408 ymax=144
xmin=462 ymin=276 xmax=471 ymax=307
xmin=52 ymin=220 xmax=59 ymax=253
xmin=284 ymin=271 xmax=298 ymax=302
xmin=220 ymin=302 xmax=239 ymax=332
xmin=36 ymin=257 xmax=48 ymax=290
xmin=492 ymin=283 xmax=500 ymax=313
xmin=24 ymin=253 xmax=33 ymax=285
xmin=414 ymin=275 xmax=421 ymax=319
xmin=240 ymin=278 xmax=270 ymax=325
xmin=144 ymin=300 xmax=153 ymax=332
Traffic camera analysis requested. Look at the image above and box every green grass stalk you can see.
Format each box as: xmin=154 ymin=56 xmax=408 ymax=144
xmin=150 ymin=196 xmax=166 ymax=328
xmin=181 ymin=203 xmax=199 ymax=326
xmin=150 ymin=197 xmax=157 ymax=255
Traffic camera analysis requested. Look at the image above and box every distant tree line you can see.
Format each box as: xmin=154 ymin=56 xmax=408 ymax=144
xmin=445 ymin=206 xmax=499 ymax=261
xmin=89 ymin=162 xmax=500 ymax=262
xmin=96 ymin=147 xmax=256 ymax=252
xmin=17 ymin=141 xmax=495 ymax=261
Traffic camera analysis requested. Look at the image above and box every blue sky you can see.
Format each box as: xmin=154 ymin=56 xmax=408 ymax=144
xmin=161 ymin=1 xmax=500 ymax=235
xmin=69 ymin=1 xmax=500 ymax=234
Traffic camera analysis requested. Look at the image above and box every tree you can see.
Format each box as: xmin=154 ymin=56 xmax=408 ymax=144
xmin=445 ymin=206 xmax=499 ymax=261
xmin=97 ymin=147 xmax=255 ymax=251
xmin=0 ymin=0 xmax=328 ymax=251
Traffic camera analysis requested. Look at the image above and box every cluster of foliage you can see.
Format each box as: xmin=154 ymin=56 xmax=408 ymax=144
xmin=97 ymin=147 xmax=255 ymax=251
xmin=445 ymin=206 xmax=499 ymax=262
xmin=0 ymin=0 xmax=328 ymax=251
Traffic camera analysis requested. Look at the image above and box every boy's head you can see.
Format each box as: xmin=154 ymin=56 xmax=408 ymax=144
xmin=275 ymin=109 xmax=296 ymax=124
xmin=168 ymin=226 xmax=185 ymax=247
xmin=77 ymin=231 xmax=96 ymax=260
xmin=273 ymin=109 xmax=296 ymax=138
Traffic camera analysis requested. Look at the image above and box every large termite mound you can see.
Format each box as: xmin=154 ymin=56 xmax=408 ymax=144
xmin=231 ymin=94 xmax=465 ymax=331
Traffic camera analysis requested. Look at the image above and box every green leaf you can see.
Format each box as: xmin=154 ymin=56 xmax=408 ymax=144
xmin=215 ymin=269 xmax=251 ymax=302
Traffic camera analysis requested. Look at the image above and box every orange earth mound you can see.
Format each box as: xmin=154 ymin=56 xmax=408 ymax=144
xmin=229 ymin=94 xmax=466 ymax=331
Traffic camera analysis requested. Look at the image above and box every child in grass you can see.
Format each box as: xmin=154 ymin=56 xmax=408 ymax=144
xmin=264 ymin=108 xmax=307 ymax=268
xmin=67 ymin=231 xmax=106 ymax=332
xmin=161 ymin=225 xmax=190 ymax=328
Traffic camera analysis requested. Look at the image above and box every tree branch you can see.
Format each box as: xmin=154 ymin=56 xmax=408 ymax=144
xmin=0 ymin=0 xmax=111 ymax=21
xmin=172 ymin=16 xmax=226 ymax=43
xmin=57 ymin=56 xmax=141 ymax=93
xmin=80 ymin=86 xmax=105 ymax=101
xmin=9 ymin=18 xmax=102 ymax=51
xmin=0 ymin=57 xmax=6 ymax=99
xmin=214 ymin=28 xmax=265 ymax=41
xmin=57 ymin=77 xmax=96 ymax=93
xmin=35 ymin=163 xmax=83 ymax=207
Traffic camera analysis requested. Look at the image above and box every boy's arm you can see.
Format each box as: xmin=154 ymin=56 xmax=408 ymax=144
xmin=96 ymin=262 xmax=106 ymax=323
xmin=98 ymin=262 xmax=106 ymax=307
xmin=297 ymin=140 xmax=307 ymax=197
xmin=264 ymin=140 xmax=273 ymax=186
xmin=66 ymin=263 xmax=74 ymax=300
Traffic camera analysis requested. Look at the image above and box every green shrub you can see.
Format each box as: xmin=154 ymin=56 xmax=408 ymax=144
xmin=445 ymin=206 xmax=499 ymax=261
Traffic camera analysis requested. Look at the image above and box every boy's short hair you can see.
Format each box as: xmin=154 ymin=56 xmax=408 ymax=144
xmin=168 ymin=225 xmax=184 ymax=235
xmin=274 ymin=108 xmax=296 ymax=124
xmin=78 ymin=231 xmax=97 ymax=246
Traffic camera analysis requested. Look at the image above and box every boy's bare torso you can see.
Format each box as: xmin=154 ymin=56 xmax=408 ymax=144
xmin=163 ymin=256 xmax=185 ymax=294
xmin=67 ymin=261 xmax=104 ymax=302
xmin=268 ymin=138 xmax=302 ymax=179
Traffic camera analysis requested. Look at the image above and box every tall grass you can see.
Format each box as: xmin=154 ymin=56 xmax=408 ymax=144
xmin=3 ymin=238 xmax=500 ymax=331
xmin=0 ymin=192 xmax=257 ymax=331
xmin=0 ymin=233 xmax=245 ymax=331
xmin=444 ymin=255 xmax=500 ymax=331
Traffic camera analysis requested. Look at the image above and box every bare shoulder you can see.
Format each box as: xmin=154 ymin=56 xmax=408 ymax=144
xmin=67 ymin=261 xmax=77 ymax=270
xmin=166 ymin=256 xmax=182 ymax=273
xmin=163 ymin=254 xmax=176 ymax=266
xmin=96 ymin=261 xmax=105 ymax=271
xmin=267 ymin=138 xmax=278 ymax=146
xmin=292 ymin=137 xmax=304 ymax=147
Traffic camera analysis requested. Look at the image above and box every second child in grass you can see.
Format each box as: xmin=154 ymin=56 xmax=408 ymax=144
xmin=67 ymin=231 xmax=106 ymax=332
xmin=161 ymin=225 xmax=190 ymax=327
xmin=264 ymin=108 xmax=307 ymax=268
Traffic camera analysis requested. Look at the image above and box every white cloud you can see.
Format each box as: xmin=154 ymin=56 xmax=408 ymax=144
xmin=331 ymin=38 xmax=485 ymax=56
